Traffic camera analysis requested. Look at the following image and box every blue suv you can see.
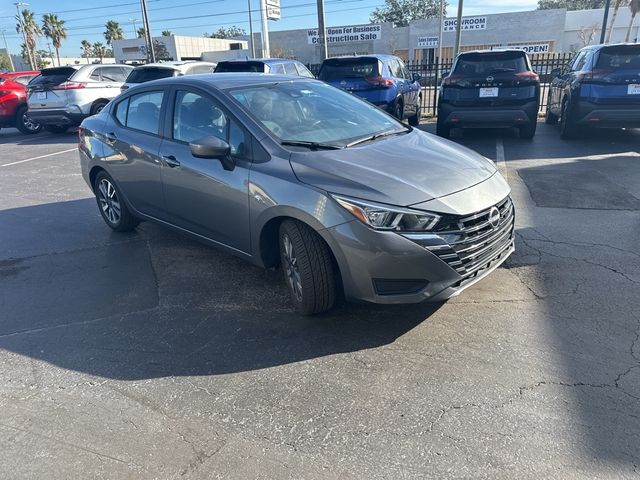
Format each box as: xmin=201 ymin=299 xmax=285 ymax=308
xmin=546 ymin=43 xmax=640 ymax=139
xmin=318 ymin=55 xmax=422 ymax=125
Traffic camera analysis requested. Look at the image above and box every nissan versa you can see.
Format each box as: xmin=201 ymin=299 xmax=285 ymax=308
xmin=79 ymin=74 xmax=515 ymax=314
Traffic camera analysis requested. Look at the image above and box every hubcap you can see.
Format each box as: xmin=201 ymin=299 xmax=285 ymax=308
xmin=98 ymin=178 xmax=121 ymax=225
xmin=22 ymin=113 xmax=39 ymax=131
xmin=282 ymin=234 xmax=303 ymax=302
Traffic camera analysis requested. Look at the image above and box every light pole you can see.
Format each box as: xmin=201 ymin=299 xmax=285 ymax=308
xmin=437 ymin=0 xmax=444 ymax=64
xmin=1 ymin=30 xmax=16 ymax=72
xmin=247 ymin=0 xmax=256 ymax=58
xmin=599 ymin=0 xmax=612 ymax=44
xmin=454 ymin=0 xmax=464 ymax=56
xmin=316 ymin=0 xmax=328 ymax=61
xmin=139 ymin=0 xmax=155 ymax=62
xmin=15 ymin=2 xmax=34 ymax=70
xmin=130 ymin=18 xmax=138 ymax=37
xmin=259 ymin=0 xmax=270 ymax=58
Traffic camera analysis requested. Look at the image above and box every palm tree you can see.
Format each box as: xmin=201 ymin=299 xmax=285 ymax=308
xmin=93 ymin=42 xmax=106 ymax=63
xmin=606 ymin=0 xmax=629 ymax=43
xmin=137 ymin=27 xmax=146 ymax=38
xmin=42 ymin=14 xmax=67 ymax=67
xmin=15 ymin=9 xmax=41 ymax=70
xmin=81 ymin=40 xmax=93 ymax=64
xmin=162 ymin=30 xmax=172 ymax=36
xmin=104 ymin=20 xmax=125 ymax=46
xmin=625 ymin=0 xmax=640 ymax=41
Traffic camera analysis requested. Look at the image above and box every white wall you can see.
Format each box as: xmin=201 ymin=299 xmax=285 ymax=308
xmin=564 ymin=8 xmax=639 ymax=51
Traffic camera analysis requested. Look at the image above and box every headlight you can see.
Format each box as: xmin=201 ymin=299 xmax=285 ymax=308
xmin=332 ymin=195 xmax=440 ymax=232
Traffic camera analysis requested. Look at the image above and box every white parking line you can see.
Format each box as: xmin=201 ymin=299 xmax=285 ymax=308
xmin=495 ymin=136 xmax=507 ymax=180
xmin=0 ymin=148 xmax=77 ymax=167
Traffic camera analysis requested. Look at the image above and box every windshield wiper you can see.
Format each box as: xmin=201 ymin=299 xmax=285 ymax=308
xmin=345 ymin=129 xmax=409 ymax=148
xmin=280 ymin=140 xmax=343 ymax=150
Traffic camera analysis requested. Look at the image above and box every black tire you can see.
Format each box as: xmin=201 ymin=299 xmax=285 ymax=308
xmin=436 ymin=116 xmax=450 ymax=138
xmin=279 ymin=219 xmax=336 ymax=315
xmin=15 ymin=105 xmax=42 ymax=134
xmin=559 ymin=99 xmax=578 ymax=140
xmin=544 ymin=106 xmax=558 ymax=125
xmin=91 ymin=101 xmax=108 ymax=115
xmin=44 ymin=125 xmax=68 ymax=134
xmin=519 ymin=121 xmax=537 ymax=139
xmin=408 ymin=96 xmax=422 ymax=126
xmin=393 ymin=100 xmax=403 ymax=120
xmin=94 ymin=171 xmax=139 ymax=232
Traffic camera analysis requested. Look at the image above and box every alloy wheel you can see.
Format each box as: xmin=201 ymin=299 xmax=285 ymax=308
xmin=22 ymin=112 xmax=40 ymax=132
xmin=282 ymin=233 xmax=303 ymax=302
xmin=98 ymin=178 xmax=121 ymax=225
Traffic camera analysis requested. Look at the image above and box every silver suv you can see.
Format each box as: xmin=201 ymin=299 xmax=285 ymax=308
xmin=27 ymin=64 xmax=133 ymax=133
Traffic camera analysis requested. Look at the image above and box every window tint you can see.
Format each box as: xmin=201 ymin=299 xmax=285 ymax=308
xmin=596 ymin=45 xmax=640 ymax=70
xmin=388 ymin=59 xmax=402 ymax=78
xmin=399 ymin=60 xmax=410 ymax=80
xmin=173 ymin=90 xmax=247 ymax=157
xmin=295 ymin=62 xmax=315 ymax=78
xmin=115 ymin=98 xmax=128 ymax=125
xmin=29 ymin=67 xmax=76 ymax=87
xmin=126 ymin=67 xmax=176 ymax=84
xmin=214 ymin=61 xmax=265 ymax=73
xmin=284 ymin=62 xmax=298 ymax=75
xmin=318 ymin=58 xmax=379 ymax=81
xmin=126 ymin=91 xmax=164 ymax=134
xmin=570 ymin=52 xmax=588 ymax=72
xmin=89 ymin=68 xmax=102 ymax=81
xmin=454 ymin=52 xmax=528 ymax=75
xmin=101 ymin=66 xmax=128 ymax=82
xmin=270 ymin=64 xmax=285 ymax=74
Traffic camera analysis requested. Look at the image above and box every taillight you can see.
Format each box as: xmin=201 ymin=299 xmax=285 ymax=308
xmin=53 ymin=81 xmax=86 ymax=90
xmin=516 ymin=71 xmax=539 ymax=82
xmin=365 ymin=76 xmax=394 ymax=87
xmin=78 ymin=126 xmax=85 ymax=140
xmin=442 ymin=75 xmax=464 ymax=85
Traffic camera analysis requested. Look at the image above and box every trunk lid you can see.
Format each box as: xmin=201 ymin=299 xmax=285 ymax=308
xmin=27 ymin=66 xmax=77 ymax=110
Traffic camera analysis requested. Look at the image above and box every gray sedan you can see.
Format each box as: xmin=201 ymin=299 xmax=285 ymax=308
xmin=79 ymin=74 xmax=514 ymax=314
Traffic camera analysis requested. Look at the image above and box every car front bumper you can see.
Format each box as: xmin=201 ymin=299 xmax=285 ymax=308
xmin=27 ymin=109 xmax=86 ymax=127
xmin=439 ymin=101 xmax=539 ymax=128
xmin=322 ymin=196 xmax=515 ymax=305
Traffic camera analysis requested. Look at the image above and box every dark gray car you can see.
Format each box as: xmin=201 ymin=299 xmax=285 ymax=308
xmin=79 ymin=74 xmax=514 ymax=314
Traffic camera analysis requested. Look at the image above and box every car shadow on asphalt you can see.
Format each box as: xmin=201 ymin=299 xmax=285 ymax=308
xmin=0 ymin=129 xmax=78 ymax=146
xmin=0 ymin=198 xmax=439 ymax=381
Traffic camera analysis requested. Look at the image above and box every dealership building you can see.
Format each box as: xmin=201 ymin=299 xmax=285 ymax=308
xmin=109 ymin=7 xmax=639 ymax=66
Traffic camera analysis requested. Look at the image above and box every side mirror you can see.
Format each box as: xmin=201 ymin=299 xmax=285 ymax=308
xmin=412 ymin=73 xmax=422 ymax=83
xmin=189 ymin=135 xmax=234 ymax=170
xmin=550 ymin=68 xmax=562 ymax=78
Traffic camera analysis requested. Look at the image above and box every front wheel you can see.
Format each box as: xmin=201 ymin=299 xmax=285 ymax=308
xmin=408 ymin=96 xmax=422 ymax=126
xmin=15 ymin=105 xmax=42 ymax=134
xmin=279 ymin=220 xmax=336 ymax=315
xmin=94 ymin=171 xmax=139 ymax=232
xmin=392 ymin=101 xmax=403 ymax=121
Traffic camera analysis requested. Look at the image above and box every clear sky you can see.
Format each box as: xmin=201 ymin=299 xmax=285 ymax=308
xmin=0 ymin=0 xmax=538 ymax=58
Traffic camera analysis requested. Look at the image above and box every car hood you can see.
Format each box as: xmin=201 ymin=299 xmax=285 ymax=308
xmin=289 ymin=129 xmax=497 ymax=206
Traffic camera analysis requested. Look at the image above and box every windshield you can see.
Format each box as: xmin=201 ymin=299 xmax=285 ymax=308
xmin=228 ymin=81 xmax=405 ymax=147
xmin=596 ymin=45 xmax=640 ymax=70
xmin=318 ymin=58 xmax=379 ymax=81
xmin=454 ymin=52 xmax=528 ymax=75
xmin=215 ymin=62 xmax=266 ymax=73
xmin=126 ymin=67 xmax=177 ymax=84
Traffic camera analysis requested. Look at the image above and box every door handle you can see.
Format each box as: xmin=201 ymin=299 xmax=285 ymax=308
xmin=104 ymin=132 xmax=117 ymax=144
xmin=163 ymin=155 xmax=180 ymax=168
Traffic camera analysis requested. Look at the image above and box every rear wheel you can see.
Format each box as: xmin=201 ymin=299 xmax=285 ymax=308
xmin=408 ymin=96 xmax=422 ymax=126
xmin=94 ymin=171 xmax=139 ymax=232
xmin=279 ymin=220 xmax=336 ymax=315
xmin=44 ymin=125 xmax=68 ymax=134
xmin=15 ymin=105 xmax=42 ymax=134
xmin=559 ymin=99 xmax=578 ymax=140
xmin=91 ymin=101 xmax=108 ymax=115
xmin=393 ymin=100 xmax=403 ymax=121
xmin=519 ymin=121 xmax=537 ymax=139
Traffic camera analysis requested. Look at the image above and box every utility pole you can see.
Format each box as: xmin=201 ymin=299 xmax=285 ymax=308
xmin=599 ymin=0 xmax=611 ymax=44
xmin=437 ymin=0 xmax=444 ymax=63
xmin=248 ymin=0 xmax=256 ymax=58
xmin=130 ymin=18 xmax=138 ymax=37
xmin=1 ymin=30 xmax=16 ymax=72
xmin=140 ymin=0 xmax=155 ymax=62
xmin=15 ymin=2 xmax=34 ymax=70
xmin=316 ymin=0 xmax=328 ymax=61
xmin=454 ymin=0 xmax=464 ymax=56
xmin=259 ymin=0 xmax=270 ymax=58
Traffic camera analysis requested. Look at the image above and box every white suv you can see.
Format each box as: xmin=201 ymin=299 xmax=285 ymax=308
xmin=27 ymin=64 xmax=133 ymax=133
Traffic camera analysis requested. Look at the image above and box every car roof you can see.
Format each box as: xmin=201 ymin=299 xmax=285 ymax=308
xmin=585 ymin=42 xmax=640 ymax=51
xmin=457 ymin=49 xmax=528 ymax=56
xmin=322 ymin=54 xmax=395 ymax=62
xmin=217 ymin=58 xmax=297 ymax=65
xmin=127 ymin=72 xmax=311 ymax=91
xmin=134 ymin=61 xmax=215 ymax=71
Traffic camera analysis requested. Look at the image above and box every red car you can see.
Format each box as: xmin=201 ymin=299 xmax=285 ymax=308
xmin=0 ymin=70 xmax=41 ymax=134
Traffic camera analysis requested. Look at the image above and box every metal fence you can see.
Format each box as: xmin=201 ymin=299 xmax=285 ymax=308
xmin=307 ymin=52 xmax=574 ymax=118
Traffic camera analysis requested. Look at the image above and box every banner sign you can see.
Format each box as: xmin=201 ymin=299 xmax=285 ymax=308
xmin=307 ymin=24 xmax=382 ymax=45
xmin=266 ymin=0 xmax=280 ymax=20
xmin=417 ymin=36 xmax=439 ymax=48
xmin=508 ymin=43 xmax=551 ymax=54
xmin=443 ymin=16 xmax=487 ymax=32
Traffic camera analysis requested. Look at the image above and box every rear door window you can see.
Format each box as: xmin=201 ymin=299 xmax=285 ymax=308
xmin=295 ymin=62 xmax=315 ymax=78
xmin=284 ymin=62 xmax=298 ymax=75
xmin=186 ymin=65 xmax=214 ymax=74
xmin=122 ymin=90 xmax=164 ymax=135
xmin=100 ymin=66 xmax=129 ymax=82
xmin=454 ymin=52 xmax=528 ymax=75
xmin=596 ymin=45 xmax=640 ymax=70
xmin=318 ymin=58 xmax=379 ymax=81
xmin=270 ymin=64 xmax=285 ymax=74
xmin=126 ymin=67 xmax=176 ymax=84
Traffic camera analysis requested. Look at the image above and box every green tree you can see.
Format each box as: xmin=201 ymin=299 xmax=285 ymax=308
xmin=161 ymin=30 xmax=172 ymax=36
xmin=537 ymin=0 xmax=606 ymax=9
xmin=370 ymin=0 xmax=445 ymax=27
xmin=15 ymin=9 xmax=41 ymax=69
xmin=206 ymin=25 xmax=246 ymax=38
xmin=0 ymin=53 xmax=12 ymax=72
xmin=153 ymin=40 xmax=172 ymax=60
xmin=104 ymin=20 xmax=125 ymax=46
xmin=137 ymin=27 xmax=146 ymax=38
xmin=81 ymin=39 xmax=93 ymax=63
xmin=92 ymin=41 xmax=106 ymax=62
xmin=41 ymin=14 xmax=67 ymax=67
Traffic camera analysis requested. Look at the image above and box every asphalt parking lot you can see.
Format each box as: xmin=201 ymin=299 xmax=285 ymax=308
xmin=1 ymin=123 xmax=639 ymax=479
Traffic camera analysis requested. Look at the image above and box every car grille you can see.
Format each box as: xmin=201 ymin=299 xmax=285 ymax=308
xmin=425 ymin=197 xmax=515 ymax=284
